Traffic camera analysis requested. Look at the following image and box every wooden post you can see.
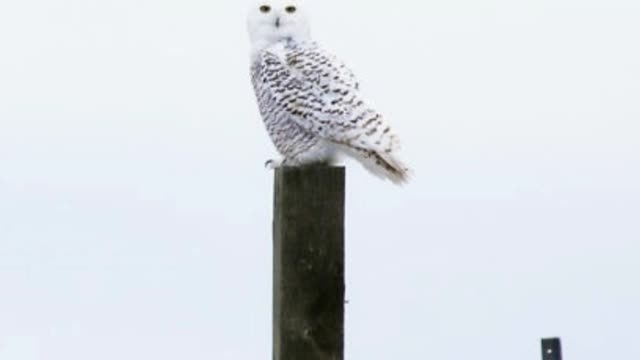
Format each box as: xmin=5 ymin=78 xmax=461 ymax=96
xmin=273 ymin=166 xmax=345 ymax=360
xmin=541 ymin=338 xmax=562 ymax=360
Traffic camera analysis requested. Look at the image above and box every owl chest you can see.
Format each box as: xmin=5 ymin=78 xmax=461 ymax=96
xmin=254 ymin=79 xmax=291 ymax=126
xmin=252 ymin=73 xmax=310 ymax=149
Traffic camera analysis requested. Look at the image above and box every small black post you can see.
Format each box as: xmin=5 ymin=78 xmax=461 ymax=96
xmin=273 ymin=166 xmax=345 ymax=360
xmin=541 ymin=338 xmax=563 ymax=360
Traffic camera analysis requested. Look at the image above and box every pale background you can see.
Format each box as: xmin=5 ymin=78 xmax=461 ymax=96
xmin=1 ymin=0 xmax=639 ymax=359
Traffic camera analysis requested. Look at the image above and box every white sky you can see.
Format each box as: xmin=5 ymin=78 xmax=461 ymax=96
xmin=1 ymin=0 xmax=639 ymax=359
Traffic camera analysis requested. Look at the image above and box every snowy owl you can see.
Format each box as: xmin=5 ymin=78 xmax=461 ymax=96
xmin=248 ymin=0 xmax=410 ymax=184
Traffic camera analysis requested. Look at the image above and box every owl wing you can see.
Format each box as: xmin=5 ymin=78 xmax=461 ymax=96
xmin=255 ymin=44 xmax=363 ymax=141
xmin=254 ymin=43 xmax=408 ymax=183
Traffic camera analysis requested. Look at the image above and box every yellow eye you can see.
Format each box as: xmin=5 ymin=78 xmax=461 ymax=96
xmin=285 ymin=6 xmax=297 ymax=13
xmin=259 ymin=5 xmax=271 ymax=13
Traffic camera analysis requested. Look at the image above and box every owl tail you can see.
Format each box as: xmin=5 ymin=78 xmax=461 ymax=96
xmin=338 ymin=145 xmax=411 ymax=185
xmin=366 ymin=151 xmax=412 ymax=185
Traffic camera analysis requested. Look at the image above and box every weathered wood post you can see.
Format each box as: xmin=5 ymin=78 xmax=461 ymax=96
xmin=273 ymin=166 xmax=345 ymax=360
xmin=541 ymin=338 xmax=563 ymax=360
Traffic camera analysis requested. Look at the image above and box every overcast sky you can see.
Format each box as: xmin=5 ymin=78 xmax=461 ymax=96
xmin=1 ymin=0 xmax=639 ymax=359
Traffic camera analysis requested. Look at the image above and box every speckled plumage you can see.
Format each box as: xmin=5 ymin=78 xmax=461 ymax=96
xmin=248 ymin=1 xmax=410 ymax=184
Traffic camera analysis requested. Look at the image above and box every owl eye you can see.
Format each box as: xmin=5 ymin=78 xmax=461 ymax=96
xmin=285 ymin=6 xmax=297 ymax=13
xmin=259 ymin=5 xmax=271 ymax=13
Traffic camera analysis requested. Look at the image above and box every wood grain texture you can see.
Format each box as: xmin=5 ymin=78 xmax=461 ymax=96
xmin=273 ymin=166 xmax=345 ymax=360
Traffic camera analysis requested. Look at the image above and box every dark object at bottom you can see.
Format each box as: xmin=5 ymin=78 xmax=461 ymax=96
xmin=541 ymin=338 xmax=562 ymax=360
xmin=273 ymin=166 xmax=346 ymax=360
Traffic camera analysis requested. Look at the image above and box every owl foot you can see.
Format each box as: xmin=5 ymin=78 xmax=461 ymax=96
xmin=264 ymin=158 xmax=283 ymax=169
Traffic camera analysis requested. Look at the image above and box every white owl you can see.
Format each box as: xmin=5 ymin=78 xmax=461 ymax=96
xmin=247 ymin=0 xmax=410 ymax=184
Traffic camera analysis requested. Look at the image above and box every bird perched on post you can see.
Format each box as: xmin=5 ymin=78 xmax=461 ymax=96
xmin=247 ymin=0 xmax=410 ymax=184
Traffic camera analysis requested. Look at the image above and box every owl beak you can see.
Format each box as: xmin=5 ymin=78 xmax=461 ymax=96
xmin=275 ymin=17 xmax=281 ymax=28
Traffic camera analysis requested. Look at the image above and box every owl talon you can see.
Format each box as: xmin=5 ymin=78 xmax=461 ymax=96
xmin=265 ymin=158 xmax=282 ymax=169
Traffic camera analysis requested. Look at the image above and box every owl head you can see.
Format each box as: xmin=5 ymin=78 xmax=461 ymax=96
xmin=247 ymin=0 xmax=311 ymax=54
